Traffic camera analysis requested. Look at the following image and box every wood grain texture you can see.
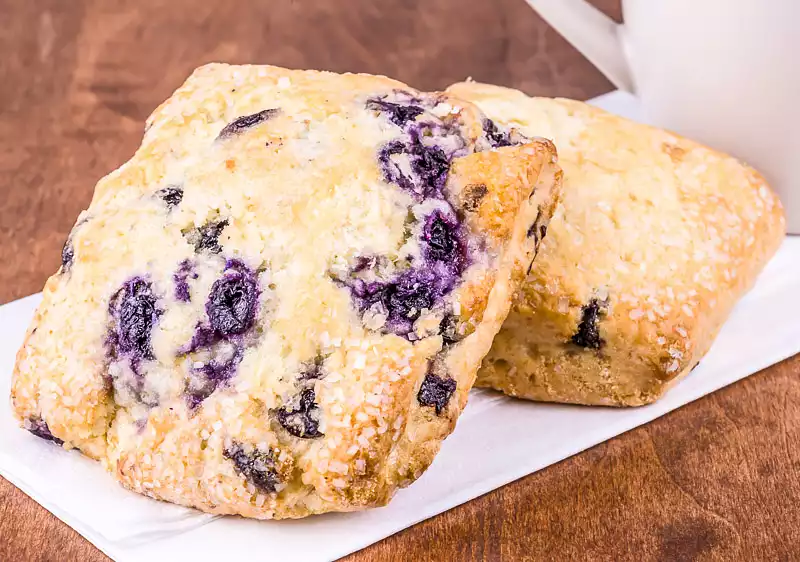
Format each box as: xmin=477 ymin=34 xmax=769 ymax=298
xmin=1 ymin=1 xmax=798 ymax=561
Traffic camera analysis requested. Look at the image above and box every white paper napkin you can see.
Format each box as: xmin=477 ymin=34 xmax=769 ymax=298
xmin=2 ymin=92 xmax=799 ymax=562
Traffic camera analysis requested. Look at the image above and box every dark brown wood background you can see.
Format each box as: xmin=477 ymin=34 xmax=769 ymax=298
xmin=1 ymin=1 xmax=798 ymax=560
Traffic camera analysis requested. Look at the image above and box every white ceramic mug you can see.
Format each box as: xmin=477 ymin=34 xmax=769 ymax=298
xmin=525 ymin=0 xmax=800 ymax=232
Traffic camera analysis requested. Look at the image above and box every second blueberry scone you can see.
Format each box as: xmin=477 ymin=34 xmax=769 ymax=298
xmin=448 ymin=81 xmax=785 ymax=406
xmin=11 ymin=65 xmax=561 ymax=518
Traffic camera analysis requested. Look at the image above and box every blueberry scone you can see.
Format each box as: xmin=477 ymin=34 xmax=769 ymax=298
xmin=11 ymin=65 xmax=561 ymax=518
xmin=448 ymin=81 xmax=785 ymax=406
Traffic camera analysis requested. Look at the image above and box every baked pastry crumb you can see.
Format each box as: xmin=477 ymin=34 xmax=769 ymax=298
xmin=10 ymin=65 xmax=562 ymax=518
xmin=448 ymin=81 xmax=785 ymax=407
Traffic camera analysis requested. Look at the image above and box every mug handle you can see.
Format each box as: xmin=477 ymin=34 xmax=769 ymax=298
xmin=523 ymin=0 xmax=634 ymax=92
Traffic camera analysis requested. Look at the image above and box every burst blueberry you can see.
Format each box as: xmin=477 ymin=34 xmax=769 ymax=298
xmin=353 ymin=269 xmax=437 ymax=337
xmin=223 ymin=442 xmax=281 ymax=493
xmin=422 ymin=210 xmax=465 ymax=268
xmin=275 ymin=388 xmax=324 ymax=439
xmin=188 ymin=219 xmax=229 ymax=254
xmin=61 ymin=238 xmax=74 ymax=271
xmin=483 ymin=118 xmax=512 ymax=148
xmin=24 ymin=418 xmax=64 ymax=445
xmin=60 ymin=216 xmax=91 ymax=273
xmin=571 ymin=299 xmax=606 ymax=349
xmin=410 ymin=142 xmax=450 ymax=196
xmin=345 ymin=264 xmax=462 ymax=339
xmin=108 ymin=278 xmax=161 ymax=361
xmin=206 ymin=261 xmax=259 ymax=336
xmin=417 ymin=371 xmax=457 ymax=414
xmin=158 ymin=186 xmax=184 ymax=209
xmin=180 ymin=262 xmax=260 ymax=407
xmin=482 ymin=118 xmax=529 ymax=149
xmin=385 ymin=272 xmax=435 ymax=325
xmin=366 ymin=98 xmax=425 ymax=127
xmin=216 ymin=108 xmax=279 ymax=140
xmin=378 ymin=139 xmax=451 ymax=200
xmin=439 ymin=313 xmax=465 ymax=345
xmin=61 ymin=218 xmax=89 ymax=272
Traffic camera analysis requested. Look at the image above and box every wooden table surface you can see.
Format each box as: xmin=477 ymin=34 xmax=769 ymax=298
xmin=1 ymin=1 xmax=798 ymax=560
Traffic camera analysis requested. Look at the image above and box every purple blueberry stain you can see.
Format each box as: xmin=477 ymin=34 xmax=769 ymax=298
xmin=181 ymin=323 xmax=219 ymax=355
xmin=173 ymin=259 xmax=198 ymax=302
xmin=179 ymin=261 xmax=261 ymax=407
xmin=378 ymin=138 xmax=452 ymax=201
xmin=216 ymin=108 xmax=279 ymax=141
xmin=223 ymin=442 xmax=282 ymax=493
xmin=372 ymin=95 xmax=467 ymax=201
xmin=348 ymin=91 xmax=488 ymax=338
xmin=410 ymin=142 xmax=450 ymax=196
xmin=157 ymin=185 xmax=184 ymax=209
xmin=339 ymin=205 xmax=471 ymax=339
xmin=346 ymin=267 xmax=454 ymax=339
xmin=275 ymin=388 xmax=324 ymax=439
xmin=108 ymin=277 xmax=161 ymax=362
xmin=410 ymin=120 xmax=468 ymax=158
xmin=417 ymin=371 xmax=457 ymax=415
xmin=206 ymin=260 xmax=259 ymax=337
xmin=185 ymin=342 xmax=243 ymax=409
xmin=23 ymin=417 xmax=64 ymax=445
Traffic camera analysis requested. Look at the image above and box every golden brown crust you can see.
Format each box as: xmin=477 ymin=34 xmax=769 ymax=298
xmin=10 ymin=66 xmax=562 ymax=519
xmin=448 ymin=81 xmax=785 ymax=406
xmin=387 ymin=141 xmax=562 ymax=487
